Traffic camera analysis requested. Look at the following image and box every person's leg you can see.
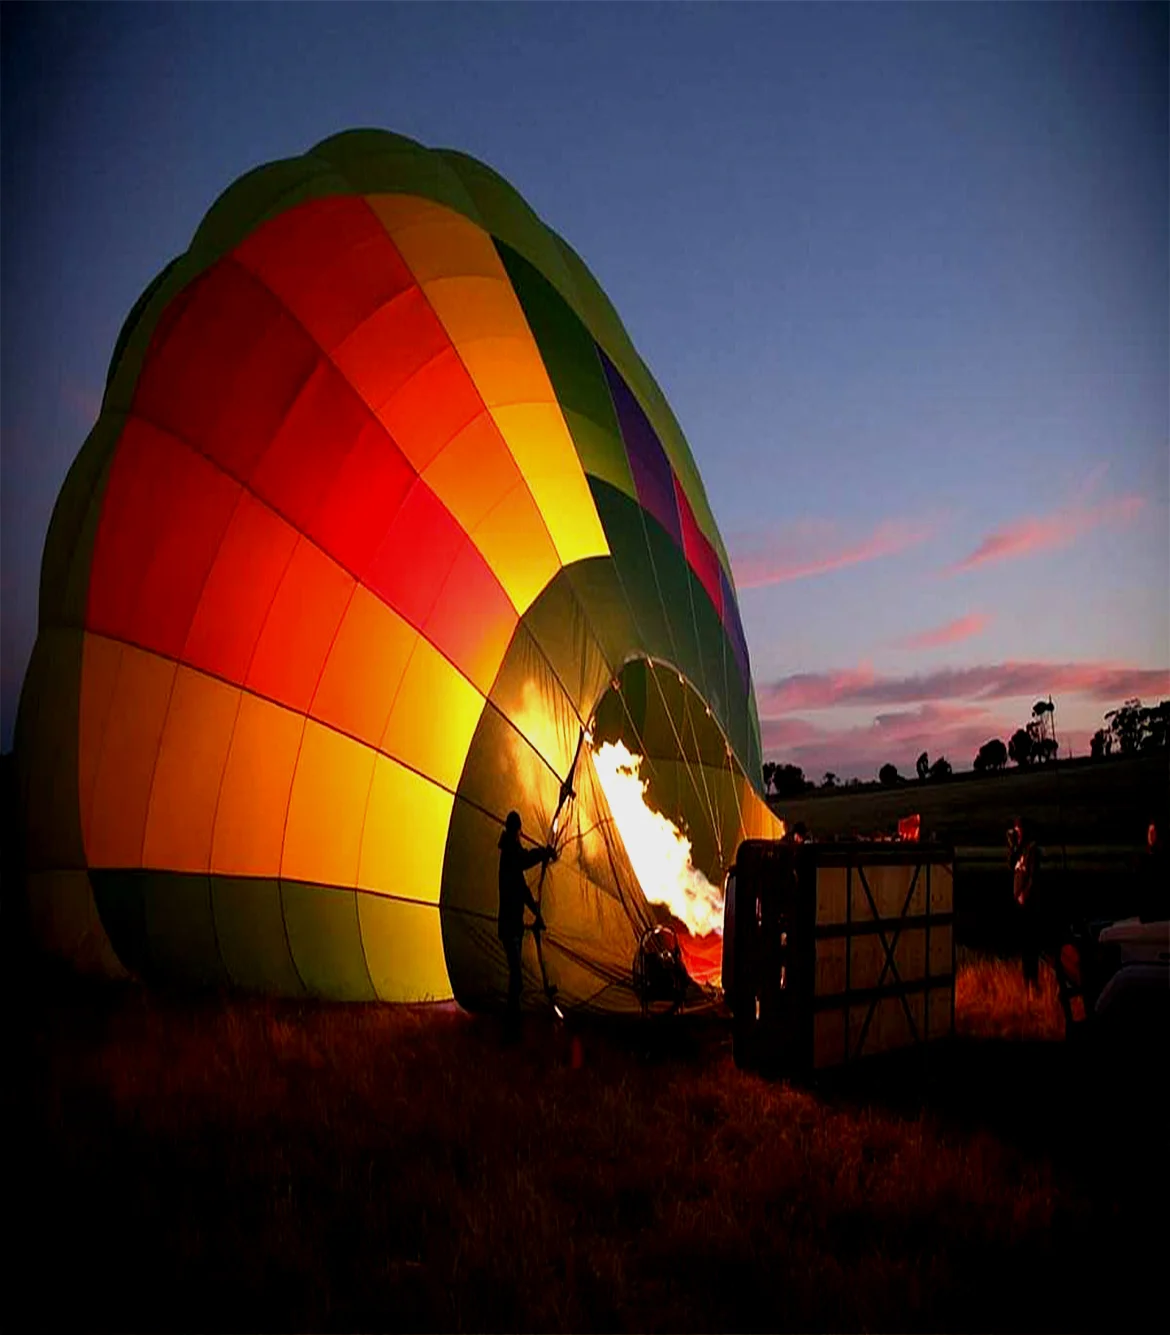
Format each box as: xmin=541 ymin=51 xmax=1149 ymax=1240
xmin=504 ymin=935 xmax=523 ymax=1026
xmin=1021 ymin=905 xmax=1039 ymax=987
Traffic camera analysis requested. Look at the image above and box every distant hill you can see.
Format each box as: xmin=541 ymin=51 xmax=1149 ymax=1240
xmin=769 ymin=750 xmax=1169 ymax=849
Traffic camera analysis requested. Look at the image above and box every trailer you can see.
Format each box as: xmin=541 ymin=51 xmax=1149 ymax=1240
xmin=726 ymin=839 xmax=956 ymax=1074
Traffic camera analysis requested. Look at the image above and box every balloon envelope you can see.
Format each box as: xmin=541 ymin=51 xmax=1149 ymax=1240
xmin=16 ymin=130 xmax=780 ymax=1012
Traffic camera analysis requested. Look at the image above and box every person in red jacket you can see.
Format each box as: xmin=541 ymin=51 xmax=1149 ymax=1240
xmin=498 ymin=810 xmax=555 ymax=1031
xmin=1008 ymin=815 xmax=1043 ymax=988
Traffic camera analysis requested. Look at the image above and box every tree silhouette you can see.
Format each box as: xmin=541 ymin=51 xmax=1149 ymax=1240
xmin=928 ymin=755 xmax=952 ymax=781
xmin=1008 ymin=728 xmax=1033 ymax=767
xmin=1090 ymin=728 xmax=1112 ymax=759
xmin=771 ymin=764 xmax=811 ymax=798
xmin=879 ymin=763 xmax=900 ymax=786
xmin=822 ymin=771 xmax=838 ymax=789
xmin=973 ymin=737 xmax=1008 ymax=773
xmin=915 ymin=751 xmax=929 ymax=782
xmin=762 ymin=761 xmax=777 ymax=795
xmin=1104 ymin=699 xmax=1143 ymax=753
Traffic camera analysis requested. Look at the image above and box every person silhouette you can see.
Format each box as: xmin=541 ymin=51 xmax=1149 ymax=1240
xmin=497 ymin=810 xmax=555 ymax=1033
xmin=1008 ymin=815 xmax=1043 ymax=988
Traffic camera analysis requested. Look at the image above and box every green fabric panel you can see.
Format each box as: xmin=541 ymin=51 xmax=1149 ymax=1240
xmin=682 ymin=668 xmax=734 ymax=769
xmin=487 ymin=622 xmax=587 ymax=784
xmin=562 ymin=557 xmax=639 ymax=682
xmin=453 ymin=695 xmax=563 ymax=841
xmin=514 ymin=571 xmax=613 ymax=730
xmin=357 ymin=894 xmax=452 ymax=1003
xmin=142 ymin=871 xmax=231 ymax=988
xmin=589 ymin=480 xmax=674 ymax=667
xmin=440 ymin=151 xmax=576 ymax=294
xmin=280 ymin=881 xmax=377 ymax=1001
xmin=25 ymin=869 xmax=127 ymax=977
xmin=688 ymin=567 xmax=732 ymax=740
xmin=497 ymin=242 xmax=637 ymax=500
xmin=310 ymin=135 xmax=483 ymax=220
xmin=641 ymin=517 xmax=705 ymax=695
xmin=211 ymin=875 xmax=306 ymax=996
xmin=92 ymin=870 xmax=150 ymax=979
xmin=45 ymin=434 xmax=117 ymax=631
xmin=20 ymin=627 xmax=84 ymax=871
xmin=550 ymin=235 xmax=642 ymax=388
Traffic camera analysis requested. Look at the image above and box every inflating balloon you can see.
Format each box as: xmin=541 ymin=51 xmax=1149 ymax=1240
xmin=16 ymin=130 xmax=781 ymax=1013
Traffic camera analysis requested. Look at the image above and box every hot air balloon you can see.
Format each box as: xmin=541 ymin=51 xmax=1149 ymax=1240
xmin=15 ymin=130 xmax=781 ymax=1014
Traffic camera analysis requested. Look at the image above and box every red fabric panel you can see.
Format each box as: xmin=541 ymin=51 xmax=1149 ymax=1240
xmin=249 ymin=358 xmax=370 ymax=533
xmin=674 ymin=476 xmax=724 ymax=619
xmin=332 ymin=287 xmax=449 ymax=416
xmin=134 ymin=260 xmax=319 ymax=481
xmin=424 ymin=539 xmax=516 ymax=694
xmin=377 ymin=347 xmax=484 ymax=473
xmin=87 ymin=419 xmax=242 ymax=659
xmin=233 ymin=196 xmax=415 ymax=353
xmin=309 ymin=418 xmax=417 ymax=580
xmin=244 ymin=538 xmax=355 ymax=715
xmin=182 ymin=491 xmax=301 ymax=685
xmin=363 ymin=480 xmax=466 ymax=630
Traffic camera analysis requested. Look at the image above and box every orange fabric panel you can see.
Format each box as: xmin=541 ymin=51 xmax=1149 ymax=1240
xmin=233 ymin=195 xmax=415 ymax=352
xmin=245 ymin=537 xmax=355 ymax=714
xmin=421 ymin=410 xmax=523 ymax=535
xmin=375 ymin=347 xmax=483 ymax=473
xmin=210 ymin=691 xmax=305 ymax=877
xmin=423 ymin=275 xmax=532 ymax=346
xmin=307 ymin=417 xmax=416 ymax=581
xmin=368 ymin=196 xmax=504 ymax=282
xmin=469 ymin=482 xmax=561 ymax=616
xmin=310 ymin=586 xmax=418 ymax=748
xmin=142 ymin=667 xmax=241 ymax=872
xmin=281 ymin=720 xmax=378 ymax=888
xmin=87 ymin=419 xmax=242 ymax=659
xmin=182 ymin=491 xmax=300 ymax=685
xmin=85 ymin=646 xmax=177 ymax=868
xmin=423 ymin=539 xmax=517 ymax=696
xmin=248 ymin=357 xmax=371 ymax=533
xmin=134 ymin=259 xmax=320 ymax=481
xmin=331 ymin=287 xmax=449 ymax=420
xmin=79 ymin=633 xmax=125 ymax=852
xmin=379 ymin=638 xmax=484 ymax=792
xmin=460 ymin=336 xmax=551 ymax=408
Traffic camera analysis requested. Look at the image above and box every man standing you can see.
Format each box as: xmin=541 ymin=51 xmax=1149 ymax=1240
xmin=1008 ymin=815 xmax=1042 ymax=988
xmin=498 ymin=810 xmax=555 ymax=1032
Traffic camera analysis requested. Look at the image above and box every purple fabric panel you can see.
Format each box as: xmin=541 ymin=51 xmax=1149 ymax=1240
xmin=598 ymin=349 xmax=683 ymax=548
xmin=721 ymin=565 xmax=750 ymax=690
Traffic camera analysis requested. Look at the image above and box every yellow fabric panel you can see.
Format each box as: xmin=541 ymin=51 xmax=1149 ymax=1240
xmin=210 ymin=692 xmax=305 ymax=878
xmin=357 ymin=893 xmax=453 ymax=1002
xmin=86 ymin=646 xmax=177 ymax=868
xmin=470 ymin=482 xmax=561 ymax=615
xmin=421 ymin=410 xmax=523 ymax=536
xmin=368 ymin=195 xmax=503 ymax=282
xmin=310 ymin=586 xmax=418 ymax=748
xmin=142 ymin=667 xmax=241 ymax=872
xmin=490 ymin=402 xmax=609 ymax=566
xmin=378 ymin=637 xmax=483 ymax=792
xmin=422 ymin=276 xmax=531 ymax=345
xmin=459 ymin=336 xmax=550 ymax=408
xmin=357 ymin=754 xmax=454 ymax=903
xmin=79 ymin=633 xmax=125 ymax=852
xmin=282 ymin=720 xmax=378 ymax=888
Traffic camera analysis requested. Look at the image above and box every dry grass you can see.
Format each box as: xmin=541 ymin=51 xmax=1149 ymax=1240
xmin=5 ymin=948 xmax=1165 ymax=1333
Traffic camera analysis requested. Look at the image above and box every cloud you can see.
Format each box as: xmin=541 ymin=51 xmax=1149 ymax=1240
xmin=898 ymin=612 xmax=989 ymax=650
xmin=730 ymin=517 xmax=937 ymax=590
xmin=947 ymin=496 xmax=1144 ymax=574
xmin=758 ymin=661 xmax=1170 ymax=716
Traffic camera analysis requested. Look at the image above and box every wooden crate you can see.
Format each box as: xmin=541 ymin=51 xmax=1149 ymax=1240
xmin=729 ymin=840 xmax=955 ymax=1073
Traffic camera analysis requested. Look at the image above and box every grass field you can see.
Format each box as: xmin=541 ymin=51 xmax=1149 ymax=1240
xmin=6 ymin=945 xmax=1166 ymax=1334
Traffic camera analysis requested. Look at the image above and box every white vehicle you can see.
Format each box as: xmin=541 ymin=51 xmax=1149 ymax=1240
xmin=1054 ymin=916 xmax=1169 ymax=1043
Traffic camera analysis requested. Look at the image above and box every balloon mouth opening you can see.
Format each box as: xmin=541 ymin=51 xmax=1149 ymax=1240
xmin=589 ymin=663 xmax=733 ymax=989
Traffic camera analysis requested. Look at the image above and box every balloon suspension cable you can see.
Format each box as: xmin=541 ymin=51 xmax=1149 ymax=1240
xmin=532 ymin=726 xmax=587 ymax=1021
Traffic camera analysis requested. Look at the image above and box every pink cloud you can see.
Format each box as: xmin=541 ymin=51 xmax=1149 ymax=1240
xmin=947 ymin=496 xmax=1144 ymax=574
xmin=758 ymin=661 xmax=1170 ymax=716
xmin=731 ymin=517 xmax=937 ymax=590
xmin=898 ymin=612 xmax=990 ymax=650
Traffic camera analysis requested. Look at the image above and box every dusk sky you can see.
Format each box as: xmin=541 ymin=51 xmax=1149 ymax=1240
xmin=3 ymin=2 xmax=1167 ymax=779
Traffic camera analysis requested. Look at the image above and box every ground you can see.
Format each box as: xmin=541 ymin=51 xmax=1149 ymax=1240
xmin=5 ymin=944 xmax=1166 ymax=1334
